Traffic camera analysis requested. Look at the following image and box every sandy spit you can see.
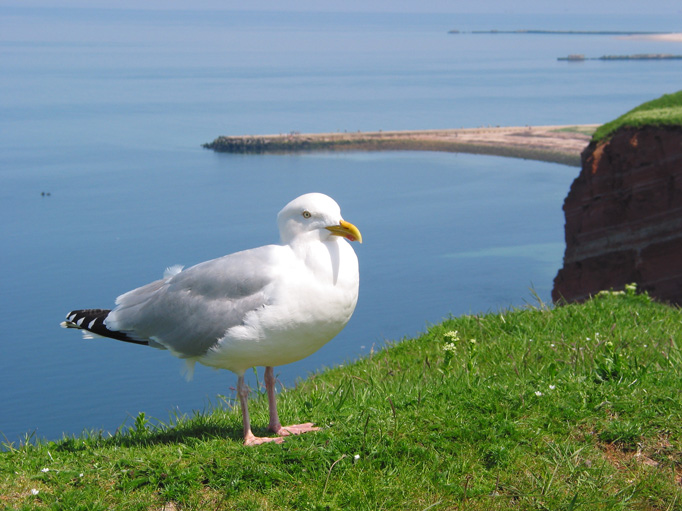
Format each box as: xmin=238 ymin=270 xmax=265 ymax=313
xmin=622 ymin=33 xmax=682 ymax=42
xmin=206 ymin=125 xmax=600 ymax=167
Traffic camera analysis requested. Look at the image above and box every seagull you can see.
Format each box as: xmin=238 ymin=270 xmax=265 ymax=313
xmin=61 ymin=193 xmax=361 ymax=446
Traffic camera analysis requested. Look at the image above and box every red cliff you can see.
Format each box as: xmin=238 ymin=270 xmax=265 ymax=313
xmin=552 ymin=126 xmax=682 ymax=304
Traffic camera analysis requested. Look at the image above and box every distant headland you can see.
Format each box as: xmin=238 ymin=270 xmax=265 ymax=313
xmin=447 ymin=29 xmax=682 ymax=63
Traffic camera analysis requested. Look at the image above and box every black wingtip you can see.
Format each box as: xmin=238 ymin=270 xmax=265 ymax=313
xmin=62 ymin=309 xmax=149 ymax=346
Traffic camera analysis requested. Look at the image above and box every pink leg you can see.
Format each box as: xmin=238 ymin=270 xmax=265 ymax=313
xmin=265 ymin=366 xmax=319 ymax=437
xmin=238 ymin=374 xmax=283 ymax=446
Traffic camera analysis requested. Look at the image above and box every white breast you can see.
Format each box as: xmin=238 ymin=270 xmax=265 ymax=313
xmin=197 ymin=238 xmax=359 ymax=374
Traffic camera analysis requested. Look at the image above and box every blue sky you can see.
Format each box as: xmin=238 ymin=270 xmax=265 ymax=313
xmin=3 ymin=0 xmax=682 ymax=15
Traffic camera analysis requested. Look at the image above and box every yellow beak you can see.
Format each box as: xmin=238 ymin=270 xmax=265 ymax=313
xmin=326 ymin=219 xmax=363 ymax=244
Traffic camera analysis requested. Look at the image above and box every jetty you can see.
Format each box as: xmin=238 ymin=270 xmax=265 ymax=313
xmin=203 ymin=125 xmax=599 ymax=167
xmin=559 ymin=53 xmax=682 ymax=61
xmin=449 ymin=29 xmax=675 ymax=36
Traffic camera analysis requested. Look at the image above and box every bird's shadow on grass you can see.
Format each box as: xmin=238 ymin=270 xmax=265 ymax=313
xmin=53 ymin=414 xmax=245 ymax=452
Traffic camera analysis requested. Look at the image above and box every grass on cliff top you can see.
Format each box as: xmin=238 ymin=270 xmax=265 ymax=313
xmin=592 ymin=89 xmax=682 ymax=142
xmin=3 ymin=287 xmax=682 ymax=510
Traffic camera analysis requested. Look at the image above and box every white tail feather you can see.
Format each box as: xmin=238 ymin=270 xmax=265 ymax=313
xmin=164 ymin=265 xmax=184 ymax=281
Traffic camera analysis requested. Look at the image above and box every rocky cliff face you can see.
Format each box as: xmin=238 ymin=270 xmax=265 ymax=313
xmin=552 ymin=126 xmax=682 ymax=304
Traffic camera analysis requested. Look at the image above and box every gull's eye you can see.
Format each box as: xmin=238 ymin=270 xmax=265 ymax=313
xmin=302 ymin=210 xmax=312 ymax=219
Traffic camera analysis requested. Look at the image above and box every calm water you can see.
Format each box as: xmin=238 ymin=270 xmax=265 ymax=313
xmin=2 ymin=7 xmax=681 ymax=443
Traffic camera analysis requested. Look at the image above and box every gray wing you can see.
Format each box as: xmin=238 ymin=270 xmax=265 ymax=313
xmin=105 ymin=244 xmax=282 ymax=357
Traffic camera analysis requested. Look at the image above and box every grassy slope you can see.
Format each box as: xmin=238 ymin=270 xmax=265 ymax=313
xmin=2 ymin=289 xmax=682 ymax=510
xmin=592 ymin=90 xmax=682 ymax=142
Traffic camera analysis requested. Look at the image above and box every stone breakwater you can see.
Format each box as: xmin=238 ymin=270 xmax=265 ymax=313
xmin=553 ymin=126 xmax=682 ymax=305
xmin=203 ymin=126 xmax=597 ymax=167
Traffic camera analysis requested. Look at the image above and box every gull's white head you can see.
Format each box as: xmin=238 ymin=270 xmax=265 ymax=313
xmin=277 ymin=193 xmax=362 ymax=245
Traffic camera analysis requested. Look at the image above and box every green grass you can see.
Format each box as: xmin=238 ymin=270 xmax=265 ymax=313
xmin=592 ymin=90 xmax=682 ymax=142
xmin=3 ymin=287 xmax=682 ymax=510
xmin=551 ymin=125 xmax=598 ymax=136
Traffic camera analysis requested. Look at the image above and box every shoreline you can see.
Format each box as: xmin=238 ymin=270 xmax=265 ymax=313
xmin=203 ymin=125 xmax=599 ymax=167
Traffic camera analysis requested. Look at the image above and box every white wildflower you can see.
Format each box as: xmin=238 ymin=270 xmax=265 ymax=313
xmin=31 ymin=489 xmax=39 ymax=496
xmin=549 ymin=385 xmax=556 ymax=390
xmin=41 ymin=468 xmax=49 ymax=473
xmin=443 ymin=342 xmax=457 ymax=353
xmin=443 ymin=330 xmax=460 ymax=342
xmin=353 ymin=454 xmax=360 ymax=463
xmin=535 ymin=391 xmax=543 ymax=397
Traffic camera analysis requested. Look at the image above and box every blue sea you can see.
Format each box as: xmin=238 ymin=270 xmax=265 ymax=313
xmin=1 ymin=6 xmax=681 ymax=444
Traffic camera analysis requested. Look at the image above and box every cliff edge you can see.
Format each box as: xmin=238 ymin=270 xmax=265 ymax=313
xmin=553 ymin=91 xmax=682 ymax=304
